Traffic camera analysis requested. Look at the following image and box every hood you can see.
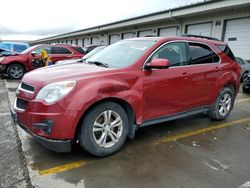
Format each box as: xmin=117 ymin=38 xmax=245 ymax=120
xmin=55 ymin=58 xmax=82 ymax=65
xmin=23 ymin=63 xmax=109 ymax=84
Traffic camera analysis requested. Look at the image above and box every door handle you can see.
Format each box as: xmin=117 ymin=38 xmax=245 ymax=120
xmin=215 ymin=67 xmax=219 ymax=71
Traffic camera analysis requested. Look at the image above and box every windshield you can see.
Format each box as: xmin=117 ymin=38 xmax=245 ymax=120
xmin=86 ymin=40 xmax=156 ymax=68
xmin=0 ymin=43 xmax=11 ymax=50
xmin=83 ymin=46 xmax=106 ymax=60
xmin=21 ymin=45 xmax=37 ymax=54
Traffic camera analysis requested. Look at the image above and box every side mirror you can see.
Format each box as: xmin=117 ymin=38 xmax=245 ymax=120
xmin=31 ymin=51 xmax=37 ymax=56
xmin=145 ymin=58 xmax=170 ymax=69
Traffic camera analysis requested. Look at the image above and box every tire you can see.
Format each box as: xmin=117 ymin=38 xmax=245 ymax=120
xmin=241 ymin=72 xmax=249 ymax=82
xmin=7 ymin=64 xmax=25 ymax=79
xmin=79 ymin=102 xmax=129 ymax=157
xmin=209 ymin=87 xmax=235 ymax=120
xmin=242 ymin=83 xmax=250 ymax=93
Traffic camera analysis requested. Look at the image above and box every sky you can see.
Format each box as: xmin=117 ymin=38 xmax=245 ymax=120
xmin=0 ymin=0 xmax=202 ymax=41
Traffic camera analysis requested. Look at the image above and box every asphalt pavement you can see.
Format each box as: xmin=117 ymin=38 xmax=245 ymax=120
xmin=2 ymin=77 xmax=250 ymax=188
xmin=0 ymin=79 xmax=31 ymax=188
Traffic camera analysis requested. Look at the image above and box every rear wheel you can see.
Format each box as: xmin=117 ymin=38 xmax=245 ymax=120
xmin=209 ymin=87 xmax=234 ymax=120
xmin=7 ymin=64 xmax=25 ymax=79
xmin=242 ymin=72 xmax=249 ymax=82
xmin=79 ymin=102 xmax=129 ymax=157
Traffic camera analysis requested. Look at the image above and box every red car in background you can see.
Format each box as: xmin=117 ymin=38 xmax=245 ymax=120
xmin=0 ymin=44 xmax=85 ymax=79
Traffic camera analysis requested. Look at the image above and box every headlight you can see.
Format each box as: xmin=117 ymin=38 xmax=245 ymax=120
xmin=36 ymin=81 xmax=76 ymax=103
xmin=0 ymin=57 xmax=5 ymax=62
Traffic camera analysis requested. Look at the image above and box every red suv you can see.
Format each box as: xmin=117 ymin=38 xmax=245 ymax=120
xmin=0 ymin=44 xmax=85 ymax=79
xmin=12 ymin=36 xmax=240 ymax=156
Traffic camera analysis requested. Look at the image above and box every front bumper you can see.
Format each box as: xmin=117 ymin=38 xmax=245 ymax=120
xmin=11 ymin=109 xmax=72 ymax=153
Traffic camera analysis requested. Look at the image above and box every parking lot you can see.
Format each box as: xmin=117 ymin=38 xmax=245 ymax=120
xmin=1 ymin=77 xmax=250 ymax=188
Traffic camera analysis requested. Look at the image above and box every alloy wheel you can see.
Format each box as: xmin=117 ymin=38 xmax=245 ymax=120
xmin=92 ymin=110 xmax=123 ymax=148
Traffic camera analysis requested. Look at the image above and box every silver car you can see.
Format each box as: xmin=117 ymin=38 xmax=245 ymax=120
xmin=236 ymin=57 xmax=250 ymax=82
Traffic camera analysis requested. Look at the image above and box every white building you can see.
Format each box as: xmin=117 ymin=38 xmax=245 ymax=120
xmin=30 ymin=0 xmax=250 ymax=61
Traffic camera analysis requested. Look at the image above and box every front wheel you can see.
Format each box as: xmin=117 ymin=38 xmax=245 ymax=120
xmin=209 ymin=87 xmax=235 ymax=120
xmin=7 ymin=64 xmax=25 ymax=79
xmin=79 ymin=102 xmax=129 ymax=157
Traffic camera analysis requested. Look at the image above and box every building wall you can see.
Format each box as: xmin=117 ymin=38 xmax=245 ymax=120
xmin=31 ymin=3 xmax=250 ymax=59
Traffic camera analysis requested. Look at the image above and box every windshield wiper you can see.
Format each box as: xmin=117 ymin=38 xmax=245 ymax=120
xmin=88 ymin=61 xmax=109 ymax=68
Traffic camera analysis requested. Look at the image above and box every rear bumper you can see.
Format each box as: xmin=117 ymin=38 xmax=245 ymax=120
xmin=11 ymin=109 xmax=72 ymax=153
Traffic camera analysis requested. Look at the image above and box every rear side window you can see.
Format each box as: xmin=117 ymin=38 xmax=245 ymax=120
xmin=51 ymin=47 xmax=72 ymax=54
xmin=72 ymin=47 xmax=86 ymax=54
xmin=216 ymin=45 xmax=236 ymax=61
xmin=13 ymin=44 xmax=27 ymax=52
xmin=188 ymin=43 xmax=220 ymax=65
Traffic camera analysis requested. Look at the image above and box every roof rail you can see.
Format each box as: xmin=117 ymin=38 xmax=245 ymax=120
xmin=181 ymin=34 xmax=220 ymax=41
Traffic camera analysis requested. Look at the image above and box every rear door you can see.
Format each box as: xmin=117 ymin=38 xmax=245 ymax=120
xmin=184 ymin=42 xmax=221 ymax=106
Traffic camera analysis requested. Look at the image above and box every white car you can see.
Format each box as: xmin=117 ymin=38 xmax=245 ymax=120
xmin=55 ymin=46 xmax=106 ymax=65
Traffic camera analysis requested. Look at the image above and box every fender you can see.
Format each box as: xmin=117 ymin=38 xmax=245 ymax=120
xmin=211 ymin=70 xmax=239 ymax=103
xmin=66 ymin=71 xmax=144 ymax=126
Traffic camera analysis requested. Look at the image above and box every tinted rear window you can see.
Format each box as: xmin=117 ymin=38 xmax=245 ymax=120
xmin=216 ymin=45 xmax=236 ymax=61
xmin=72 ymin=47 xmax=86 ymax=54
xmin=188 ymin=43 xmax=220 ymax=64
xmin=51 ymin=47 xmax=71 ymax=54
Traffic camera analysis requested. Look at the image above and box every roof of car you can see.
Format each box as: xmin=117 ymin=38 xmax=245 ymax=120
xmin=126 ymin=36 xmax=227 ymax=45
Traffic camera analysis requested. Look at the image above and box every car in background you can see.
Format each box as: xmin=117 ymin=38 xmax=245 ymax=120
xmin=0 ymin=44 xmax=85 ymax=79
xmin=56 ymin=46 xmax=106 ymax=65
xmin=82 ymin=45 xmax=100 ymax=53
xmin=0 ymin=48 xmax=18 ymax=57
xmin=12 ymin=36 xmax=240 ymax=157
xmin=242 ymin=73 xmax=250 ymax=93
xmin=0 ymin=42 xmax=30 ymax=53
xmin=236 ymin=57 xmax=250 ymax=82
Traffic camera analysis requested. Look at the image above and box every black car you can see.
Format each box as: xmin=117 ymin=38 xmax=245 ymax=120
xmin=242 ymin=73 xmax=250 ymax=93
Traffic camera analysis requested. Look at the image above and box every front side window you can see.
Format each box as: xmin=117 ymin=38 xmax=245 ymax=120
xmin=51 ymin=47 xmax=71 ymax=54
xmin=188 ymin=43 xmax=220 ymax=65
xmin=150 ymin=42 xmax=187 ymax=67
xmin=35 ymin=47 xmax=51 ymax=55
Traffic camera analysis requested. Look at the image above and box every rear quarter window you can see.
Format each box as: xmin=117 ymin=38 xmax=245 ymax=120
xmin=13 ymin=44 xmax=28 ymax=52
xmin=216 ymin=45 xmax=236 ymax=61
xmin=72 ymin=47 xmax=86 ymax=54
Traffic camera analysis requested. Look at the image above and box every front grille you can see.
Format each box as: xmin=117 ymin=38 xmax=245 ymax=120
xmin=16 ymin=98 xmax=28 ymax=110
xmin=20 ymin=82 xmax=35 ymax=93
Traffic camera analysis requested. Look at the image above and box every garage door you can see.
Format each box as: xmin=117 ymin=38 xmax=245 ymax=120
xmin=122 ymin=32 xmax=134 ymax=39
xmin=224 ymin=18 xmax=250 ymax=60
xmin=78 ymin=39 xmax=82 ymax=47
xmin=109 ymin=34 xmax=120 ymax=44
xmin=82 ymin=38 xmax=89 ymax=46
xmin=91 ymin=37 xmax=98 ymax=45
xmin=186 ymin=23 xmax=213 ymax=36
xmin=159 ymin=27 xmax=178 ymax=37
xmin=138 ymin=30 xmax=152 ymax=37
